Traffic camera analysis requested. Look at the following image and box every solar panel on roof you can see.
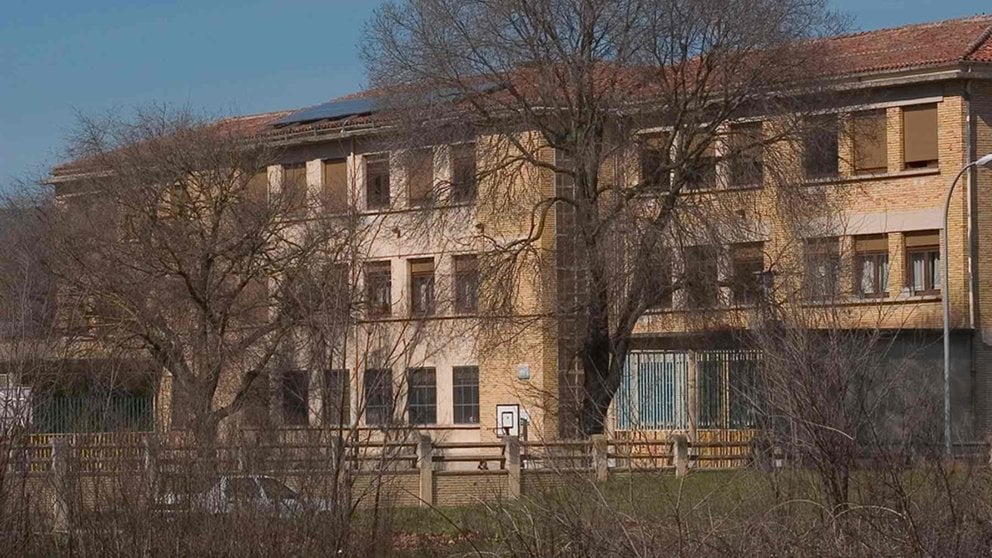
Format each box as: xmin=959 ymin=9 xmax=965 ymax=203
xmin=273 ymin=97 xmax=378 ymax=127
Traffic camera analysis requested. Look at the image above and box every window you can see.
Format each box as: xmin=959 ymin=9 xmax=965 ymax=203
xmin=855 ymin=235 xmax=889 ymax=297
xmin=453 ymin=255 xmax=479 ymax=314
xmin=646 ymin=252 xmax=674 ymax=310
xmin=451 ymin=143 xmax=477 ymax=203
xmin=365 ymin=261 xmax=391 ymax=318
xmin=685 ymin=136 xmax=717 ymax=190
xmin=406 ymin=367 xmax=436 ymax=424
xmin=322 ymin=369 xmax=350 ymax=425
xmin=852 ymin=110 xmax=887 ymax=174
xmin=804 ymin=238 xmax=840 ymax=300
xmin=683 ymin=246 xmax=720 ymax=308
xmin=365 ymin=154 xmax=390 ymax=210
xmin=282 ymin=163 xmax=307 ymax=208
xmin=406 ymin=148 xmax=434 ymax=206
xmin=803 ymin=114 xmax=839 ymax=179
xmin=246 ymin=170 xmax=269 ymax=203
xmin=409 ymin=258 xmax=435 ymax=316
xmin=321 ymin=158 xmax=348 ymax=213
xmin=639 ymin=133 xmax=671 ymax=191
xmin=902 ymin=104 xmax=938 ymax=169
xmin=616 ymin=352 xmax=689 ymax=430
xmin=730 ymin=243 xmax=764 ymax=306
xmin=906 ymin=231 xmax=941 ymax=295
xmin=364 ymin=369 xmax=393 ymax=426
xmin=728 ymin=122 xmax=764 ymax=187
xmin=282 ymin=370 xmax=309 ymax=426
xmin=452 ymin=366 xmax=479 ymax=424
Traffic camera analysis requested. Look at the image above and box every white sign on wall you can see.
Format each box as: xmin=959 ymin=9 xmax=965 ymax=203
xmin=495 ymin=403 xmax=520 ymax=437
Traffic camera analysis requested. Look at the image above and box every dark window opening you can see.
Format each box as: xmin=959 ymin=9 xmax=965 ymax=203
xmin=364 ymin=369 xmax=393 ymax=426
xmin=407 ymin=367 xmax=437 ymax=425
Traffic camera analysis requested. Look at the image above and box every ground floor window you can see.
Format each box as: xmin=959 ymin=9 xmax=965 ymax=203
xmin=452 ymin=366 xmax=480 ymax=424
xmin=32 ymin=388 xmax=153 ymax=433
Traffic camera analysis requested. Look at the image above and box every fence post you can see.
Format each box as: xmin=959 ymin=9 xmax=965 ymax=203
xmin=51 ymin=438 xmax=70 ymax=534
xmin=591 ymin=434 xmax=609 ymax=482
xmin=673 ymin=434 xmax=689 ymax=478
xmin=416 ymin=435 xmax=434 ymax=507
xmin=505 ymin=436 xmax=521 ymax=499
xmin=144 ymin=436 xmax=159 ymax=498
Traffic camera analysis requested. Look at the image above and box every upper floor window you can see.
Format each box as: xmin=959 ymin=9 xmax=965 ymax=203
xmin=282 ymin=163 xmax=307 ymax=209
xmin=855 ymin=234 xmax=889 ymax=298
xmin=903 ymin=104 xmax=938 ymax=169
xmin=246 ymin=170 xmax=269 ymax=203
xmin=321 ymin=158 xmax=348 ymax=213
xmin=803 ymin=237 xmax=840 ymax=300
xmin=453 ymin=255 xmax=479 ymax=314
xmin=639 ymin=133 xmax=671 ymax=191
xmin=852 ymin=110 xmax=888 ymax=174
xmin=685 ymin=136 xmax=717 ymax=191
xmin=803 ymin=114 xmax=839 ymax=179
xmin=365 ymin=155 xmax=390 ymax=210
xmin=905 ymin=231 xmax=941 ymax=295
xmin=365 ymin=261 xmax=392 ymax=318
xmin=409 ymin=258 xmax=435 ymax=316
xmin=728 ymin=122 xmax=764 ymax=188
xmin=451 ymin=143 xmax=477 ymax=203
xmin=406 ymin=148 xmax=434 ymax=207
xmin=684 ymin=245 xmax=720 ymax=308
xmin=646 ymin=252 xmax=674 ymax=310
xmin=730 ymin=243 xmax=764 ymax=306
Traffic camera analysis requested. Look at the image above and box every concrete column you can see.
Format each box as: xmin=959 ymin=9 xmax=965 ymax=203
xmin=416 ymin=435 xmax=434 ymax=507
xmin=687 ymin=351 xmax=699 ymax=442
xmin=672 ymin=434 xmax=689 ymax=478
xmin=51 ymin=438 xmax=69 ymax=534
xmin=505 ymin=436 xmax=521 ymax=499
xmin=591 ymin=434 xmax=609 ymax=482
xmin=144 ymin=436 xmax=159 ymax=499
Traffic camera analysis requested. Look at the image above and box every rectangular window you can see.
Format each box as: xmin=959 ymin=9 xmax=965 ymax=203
xmin=853 ymin=110 xmax=888 ymax=174
xmin=247 ymin=170 xmax=269 ymax=203
xmin=451 ymin=143 xmax=477 ymax=203
xmin=321 ymin=158 xmax=348 ymax=213
xmin=906 ymin=231 xmax=941 ymax=294
xmin=804 ymin=238 xmax=840 ymax=300
xmin=282 ymin=163 xmax=307 ymax=208
xmin=728 ymin=122 xmax=764 ymax=187
xmin=282 ymin=370 xmax=309 ymax=426
xmin=855 ymin=234 xmax=889 ymax=297
xmin=453 ymin=255 xmax=479 ymax=314
xmin=685 ymin=136 xmax=717 ymax=190
xmin=684 ymin=246 xmax=720 ymax=308
xmin=365 ymin=261 xmax=392 ymax=318
xmin=639 ymin=133 xmax=671 ymax=191
xmin=406 ymin=367 xmax=437 ymax=425
xmin=322 ymin=369 xmax=350 ymax=425
xmin=616 ymin=352 xmax=689 ymax=430
xmin=803 ymin=114 xmax=839 ymax=179
xmin=365 ymin=155 xmax=390 ymax=210
xmin=646 ymin=252 xmax=674 ymax=310
xmin=903 ymin=104 xmax=938 ymax=169
xmin=731 ymin=243 xmax=764 ymax=306
xmin=452 ymin=366 xmax=480 ymax=424
xmin=406 ymin=148 xmax=434 ymax=206
xmin=409 ymin=258 xmax=435 ymax=316
xmin=364 ymin=369 xmax=393 ymax=426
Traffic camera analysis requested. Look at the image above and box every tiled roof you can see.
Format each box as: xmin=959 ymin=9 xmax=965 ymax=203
xmin=52 ymin=14 xmax=992 ymax=176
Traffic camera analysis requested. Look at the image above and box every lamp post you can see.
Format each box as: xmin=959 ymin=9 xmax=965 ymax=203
xmin=941 ymin=153 xmax=992 ymax=456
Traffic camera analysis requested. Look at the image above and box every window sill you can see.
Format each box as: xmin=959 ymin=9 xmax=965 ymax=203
xmin=801 ymin=167 xmax=941 ymax=186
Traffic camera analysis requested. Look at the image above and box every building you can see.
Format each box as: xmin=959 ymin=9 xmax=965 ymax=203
xmin=11 ymin=15 xmax=992 ymax=445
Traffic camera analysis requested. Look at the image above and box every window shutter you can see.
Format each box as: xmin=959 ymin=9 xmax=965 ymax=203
xmin=904 ymin=231 xmax=940 ymax=247
xmin=322 ymin=159 xmax=348 ymax=212
xmin=407 ymin=149 xmax=434 ymax=205
xmin=903 ymin=105 xmax=938 ymax=166
xmin=853 ymin=111 xmax=888 ymax=173
xmin=410 ymin=259 xmax=434 ymax=274
xmin=854 ymin=234 xmax=888 ymax=252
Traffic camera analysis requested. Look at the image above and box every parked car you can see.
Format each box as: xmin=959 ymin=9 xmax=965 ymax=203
xmin=154 ymin=475 xmax=329 ymax=518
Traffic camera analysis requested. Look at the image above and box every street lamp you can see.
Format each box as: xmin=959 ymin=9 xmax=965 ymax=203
xmin=942 ymin=153 xmax=992 ymax=456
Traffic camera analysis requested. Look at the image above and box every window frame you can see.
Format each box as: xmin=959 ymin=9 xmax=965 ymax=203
xmin=406 ymin=367 xmax=437 ymax=425
xmin=450 ymin=143 xmax=477 ymax=204
xmin=452 ymin=366 xmax=480 ymax=425
xmin=322 ymin=369 xmax=350 ymax=426
xmin=281 ymin=369 xmax=310 ymax=427
xmin=365 ymin=261 xmax=392 ymax=318
xmin=365 ymin=154 xmax=391 ymax=210
xmin=906 ymin=245 xmax=941 ymax=296
xmin=453 ymin=255 xmax=479 ymax=314
xmin=852 ymin=110 xmax=888 ymax=175
xmin=363 ymin=369 xmax=394 ymax=426
xmin=730 ymin=245 xmax=764 ymax=306
xmin=803 ymin=238 xmax=841 ymax=301
xmin=855 ymin=251 xmax=889 ymax=298
xmin=802 ymin=114 xmax=840 ymax=180
xmin=409 ymin=258 xmax=436 ymax=316
xmin=902 ymin=104 xmax=939 ymax=170
xmin=728 ymin=122 xmax=764 ymax=188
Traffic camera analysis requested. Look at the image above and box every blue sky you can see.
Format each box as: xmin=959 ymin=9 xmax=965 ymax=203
xmin=0 ymin=1 xmax=987 ymax=188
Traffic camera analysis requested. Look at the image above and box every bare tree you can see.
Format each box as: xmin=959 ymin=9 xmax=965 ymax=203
xmin=45 ymin=107 xmax=362 ymax=444
xmin=363 ymin=0 xmax=844 ymax=435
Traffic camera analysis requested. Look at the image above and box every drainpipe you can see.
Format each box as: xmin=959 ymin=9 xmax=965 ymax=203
xmin=965 ymin=76 xmax=977 ymax=330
